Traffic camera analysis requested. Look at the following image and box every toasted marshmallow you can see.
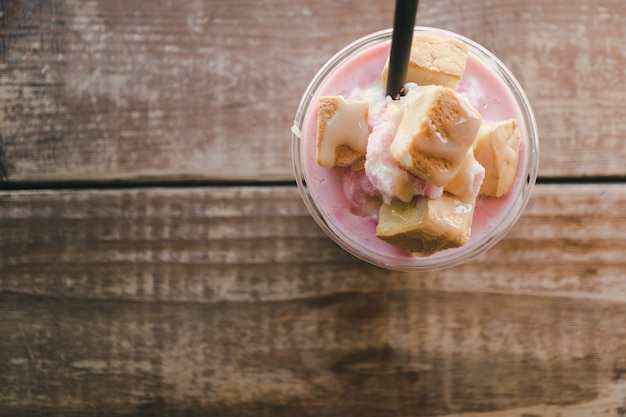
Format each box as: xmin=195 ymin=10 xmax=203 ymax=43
xmin=474 ymin=119 xmax=521 ymax=197
xmin=316 ymin=96 xmax=369 ymax=170
xmin=376 ymin=193 xmax=475 ymax=255
xmin=390 ymin=85 xmax=482 ymax=187
xmin=382 ymin=34 xmax=468 ymax=90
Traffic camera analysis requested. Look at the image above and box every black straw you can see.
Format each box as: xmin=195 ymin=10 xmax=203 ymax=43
xmin=386 ymin=0 xmax=419 ymax=99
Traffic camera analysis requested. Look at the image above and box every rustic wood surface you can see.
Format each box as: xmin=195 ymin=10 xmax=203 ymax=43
xmin=2 ymin=0 xmax=626 ymax=415
xmin=0 ymin=0 xmax=624 ymax=182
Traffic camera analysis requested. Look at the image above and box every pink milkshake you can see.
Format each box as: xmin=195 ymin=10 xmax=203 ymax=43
xmin=291 ymin=27 xmax=538 ymax=271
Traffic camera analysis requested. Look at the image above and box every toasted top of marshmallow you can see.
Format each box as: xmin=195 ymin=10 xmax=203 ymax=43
xmin=376 ymin=193 xmax=475 ymax=255
xmin=390 ymin=85 xmax=482 ymax=187
xmin=316 ymin=96 xmax=369 ymax=169
xmin=474 ymin=119 xmax=521 ymax=197
xmin=382 ymin=34 xmax=469 ymax=90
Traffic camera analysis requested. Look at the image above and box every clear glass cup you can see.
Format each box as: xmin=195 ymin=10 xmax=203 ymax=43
xmin=291 ymin=26 xmax=539 ymax=271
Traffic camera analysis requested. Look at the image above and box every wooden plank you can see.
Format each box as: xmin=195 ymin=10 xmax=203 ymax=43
xmin=2 ymin=291 xmax=626 ymax=416
xmin=3 ymin=184 xmax=626 ymax=302
xmin=3 ymin=184 xmax=626 ymax=414
xmin=1 ymin=0 xmax=625 ymax=183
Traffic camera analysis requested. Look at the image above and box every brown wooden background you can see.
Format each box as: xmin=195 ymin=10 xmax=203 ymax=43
xmin=2 ymin=0 xmax=626 ymax=415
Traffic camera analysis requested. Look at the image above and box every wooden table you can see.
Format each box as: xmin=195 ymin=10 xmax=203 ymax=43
xmin=2 ymin=0 xmax=626 ymax=415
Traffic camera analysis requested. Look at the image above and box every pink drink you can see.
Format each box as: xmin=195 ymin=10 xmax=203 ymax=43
xmin=292 ymin=27 xmax=538 ymax=271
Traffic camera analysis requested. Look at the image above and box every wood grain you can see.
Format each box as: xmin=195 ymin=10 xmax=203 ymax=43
xmin=0 ymin=0 xmax=625 ymax=183
xmin=3 ymin=292 xmax=626 ymax=416
xmin=3 ymin=184 xmax=626 ymax=302
xmin=2 ymin=0 xmax=626 ymax=414
xmin=3 ymin=184 xmax=626 ymax=415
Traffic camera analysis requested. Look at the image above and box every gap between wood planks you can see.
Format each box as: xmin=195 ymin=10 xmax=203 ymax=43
xmin=0 ymin=179 xmax=299 ymax=191
xmin=1 ymin=176 xmax=626 ymax=191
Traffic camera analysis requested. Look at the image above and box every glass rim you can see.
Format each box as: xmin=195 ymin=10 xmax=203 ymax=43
xmin=292 ymin=26 xmax=539 ymax=271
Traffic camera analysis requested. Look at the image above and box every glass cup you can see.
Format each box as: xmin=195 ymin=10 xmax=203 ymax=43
xmin=291 ymin=27 xmax=539 ymax=271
